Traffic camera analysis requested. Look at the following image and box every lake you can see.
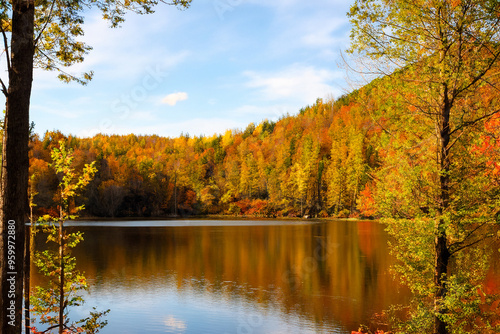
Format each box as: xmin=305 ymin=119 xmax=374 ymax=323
xmin=31 ymin=219 xmax=411 ymax=333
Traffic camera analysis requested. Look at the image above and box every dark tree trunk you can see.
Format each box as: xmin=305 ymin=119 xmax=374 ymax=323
xmin=433 ymin=97 xmax=452 ymax=334
xmin=0 ymin=0 xmax=34 ymax=332
xmin=59 ymin=220 xmax=64 ymax=334
xmin=434 ymin=232 xmax=450 ymax=334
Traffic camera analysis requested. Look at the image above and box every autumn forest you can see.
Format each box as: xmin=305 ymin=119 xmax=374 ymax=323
xmin=28 ymin=79 xmax=500 ymax=222
xmin=28 ymin=90 xmax=380 ymax=220
xmin=1 ymin=1 xmax=500 ymax=333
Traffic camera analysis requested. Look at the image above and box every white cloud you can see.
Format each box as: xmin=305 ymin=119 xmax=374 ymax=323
xmin=163 ymin=315 xmax=187 ymax=332
xmin=68 ymin=11 xmax=189 ymax=73
xmin=29 ymin=10 xmax=192 ymax=93
xmin=162 ymin=92 xmax=189 ymax=106
xmin=32 ymin=105 xmax=81 ymax=119
xmin=24 ymin=1 xmax=354 ymax=139
xmin=243 ymin=64 xmax=343 ymax=104
xmin=246 ymin=0 xmax=351 ymax=60
xmin=299 ymin=19 xmax=349 ymax=48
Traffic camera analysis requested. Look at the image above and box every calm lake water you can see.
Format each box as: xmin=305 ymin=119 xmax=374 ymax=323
xmin=32 ymin=220 xmax=412 ymax=333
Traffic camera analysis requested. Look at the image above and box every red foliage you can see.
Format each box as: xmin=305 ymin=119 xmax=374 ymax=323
xmin=179 ymin=189 xmax=197 ymax=213
xmin=234 ymin=199 xmax=252 ymax=214
xmin=474 ymin=114 xmax=500 ymax=175
xmin=37 ymin=206 xmax=60 ymax=218
xmin=478 ymin=262 xmax=500 ymax=328
xmin=357 ymin=183 xmax=377 ymax=218
xmin=246 ymin=199 xmax=269 ymax=216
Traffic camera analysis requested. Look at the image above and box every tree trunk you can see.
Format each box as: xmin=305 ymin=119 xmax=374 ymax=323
xmin=59 ymin=220 xmax=64 ymax=334
xmin=433 ymin=96 xmax=452 ymax=334
xmin=174 ymin=173 xmax=177 ymax=216
xmin=434 ymin=231 xmax=450 ymax=334
xmin=0 ymin=0 xmax=34 ymax=332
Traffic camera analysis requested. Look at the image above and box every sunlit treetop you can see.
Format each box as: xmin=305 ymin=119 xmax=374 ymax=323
xmin=347 ymin=0 xmax=500 ymax=76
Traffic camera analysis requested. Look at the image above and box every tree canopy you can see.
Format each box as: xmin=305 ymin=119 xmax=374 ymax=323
xmin=348 ymin=1 xmax=500 ymax=333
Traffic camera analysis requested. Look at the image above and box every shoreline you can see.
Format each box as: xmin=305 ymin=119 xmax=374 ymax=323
xmin=73 ymin=214 xmax=374 ymax=223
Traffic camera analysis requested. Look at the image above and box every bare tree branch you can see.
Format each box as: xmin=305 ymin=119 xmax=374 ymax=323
xmin=0 ymin=77 xmax=7 ymax=96
xmin=0 ymin=16 xmax=10 ymax=73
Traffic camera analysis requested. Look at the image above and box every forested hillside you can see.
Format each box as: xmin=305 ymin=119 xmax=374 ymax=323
xmin=22 ymin=1 xmax=500 ymax=333
xmin=29 ymin=87 xmax=384 ymax=219
xmin=28 ymin=66 xmax=500 ymax=223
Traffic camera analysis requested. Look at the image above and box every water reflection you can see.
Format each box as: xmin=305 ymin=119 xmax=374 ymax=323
xmin=32 ymin=220 xmax=410 ymax=333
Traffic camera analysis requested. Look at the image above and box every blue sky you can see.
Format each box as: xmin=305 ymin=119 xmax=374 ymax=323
xmin=14 ymin=0 xmax=354 ymax=138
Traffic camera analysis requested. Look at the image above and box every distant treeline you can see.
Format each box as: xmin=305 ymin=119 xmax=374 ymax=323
xmin=29 ymin=89 xmax=384 ymax=219
xmin=29 ymin=76 xmax=498 ymax=219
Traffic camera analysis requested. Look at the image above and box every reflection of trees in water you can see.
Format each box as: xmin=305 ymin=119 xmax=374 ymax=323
xmin=32 ymin=222 xmax=413 ymax=329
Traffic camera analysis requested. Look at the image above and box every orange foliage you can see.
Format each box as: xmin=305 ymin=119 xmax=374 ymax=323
xmin=477 ymin=262 xmax=500 ymax=328
xmin=474 ymin=114 xmax=500 ymax=175
xmin=356 ymin=221 xmax=376 ymax=259
xmin=179 ymin=189 xmax=197 ymax=213
xmin=28 ymin=95 xmax=380 ymax=218
xmin=357 ymin=184 xmax=377 ymax=218
xmin=245 ymin=199 xmax=270 ymax=216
